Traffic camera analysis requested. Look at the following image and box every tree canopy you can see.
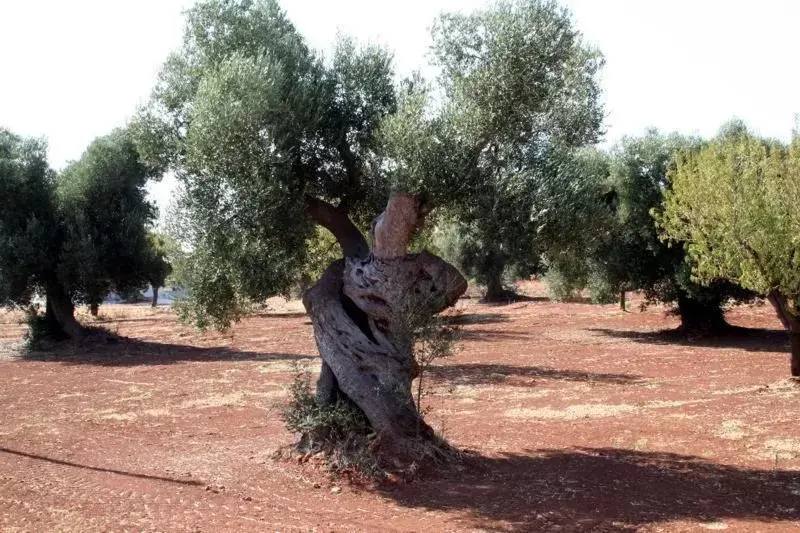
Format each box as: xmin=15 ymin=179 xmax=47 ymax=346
xmin=138 ymin=0 xmax=605 ymax=320
xmin=659 ymin=125 xmax=800 ymax=373
xmin=134 ymin=0 xmax=402 ymax=327
xmin=0 ymin=129 xmax=59 ymax=308
xmin=544 ymin=130 xmax=753 ymax=330
xmin=0 ymin=127 xmax=161 ymax=338
xmin=388 ymin=0 xmax=604 ymax=300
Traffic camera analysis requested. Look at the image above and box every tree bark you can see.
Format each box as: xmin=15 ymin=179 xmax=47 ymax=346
xmin=304 ymin=261 xmax=429 ymax=447
xmin=151 ymin=285 xmax=159 ymax=308
xmin=303 ymin=192 xmax=467 ymax=458
xmin=483 ymin=271 xmax=505 ymax=302
xmin=676 ymin=294 xmax=728 ymax=334
xmin=619 ymin=291 xmax=626 ymax=311
xmin=480 ymin=250 xmax=507 ymax=302
xmin=305 ymin=196 xmax=369 ymax=260
xmin=370 ymin=193 xmax=429 ymax=258
xmin=45 ymin=281 xmax=83 ymax=340
xmin=90 ymin=302 xmax=99 ymax=317
xmin=305 ymin=195 xmax=371 ymax=406
xmin=765 ymin=291 xmax=800 ymax=377
xmin=767 ymin=290 xmax=792 ymax=330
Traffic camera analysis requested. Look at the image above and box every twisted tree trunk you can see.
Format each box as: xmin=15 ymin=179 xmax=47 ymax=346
xmin=303 ymin=193 xmax=467 ymax=457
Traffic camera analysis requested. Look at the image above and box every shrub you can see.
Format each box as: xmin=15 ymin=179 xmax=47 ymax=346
xmin=281 ymin=374 xmax=382 ymax=480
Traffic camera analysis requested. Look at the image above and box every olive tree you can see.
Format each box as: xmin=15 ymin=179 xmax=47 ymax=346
xmin=426 ymin=0 xmax=604 ymax=301
xmin=136 ymin=0 xmax=601 ymax=460
xmin=548 ymin=131 xmax=752 ymax=330
xmin=660 ymin=125 xmax=800 ymax=375
xmin=0 ymin=129 xmax=66 ymax=333
xmin=143 ymin=231 xmax=173 ymax=307
xmin=0 ymin=127 xmax=161 ymax=338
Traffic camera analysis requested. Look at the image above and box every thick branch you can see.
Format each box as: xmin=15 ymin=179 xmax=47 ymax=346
xmin=305 ymin=196 xmax=369 ymax=259
xmin=767 ymin=290 xmax=794 ymax=331
xmin=370 ymin=192 xmax=431 ymax=258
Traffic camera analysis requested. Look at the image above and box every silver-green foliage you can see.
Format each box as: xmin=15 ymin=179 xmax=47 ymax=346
xmin=383 ymin=0 xmax=604 ymax=295
xmin=136 ymin=0 xmax=397 ymax=328
xmin=138 ymin=0 xmax=606 ymax=324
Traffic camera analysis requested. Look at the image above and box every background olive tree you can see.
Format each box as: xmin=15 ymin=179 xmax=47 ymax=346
xmin=0 ymin=127 xmax=162 ymax=340
xmin=660 ymin=124 xmax=800 ymax=375
xmin=546 ymin=130 xmax=753 ymax=331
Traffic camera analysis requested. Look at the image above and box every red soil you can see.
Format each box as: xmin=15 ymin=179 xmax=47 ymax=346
xmin=1 ymin=282 xmax=798 ymax=532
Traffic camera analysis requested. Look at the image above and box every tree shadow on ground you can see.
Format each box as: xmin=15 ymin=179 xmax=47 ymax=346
xmin=103 ymin=310 xmax=311 ymax=326
xmin=250 ymin=311 xmax=309 ymax=319
xmin=457 ymin=328 xmax=534 ymax=342
xmin=478 ymin=292 xmax=550 ymax=305
xmin=442 ymin=313 xmax=511 ymax=326
xmin=21 ymin=338 xmax=315 ymax=367
xmin=589 ymin=326 xmax=789 ymax=353
xmin=554 ymin=294 xmax=595 ymax=304
xmin=0 ymin=446 xmax=203 ymax=486
xmin=428 ymin=363 xmax=642 ymax=386
xmin=385 ymin=448 xmax=800 ymax=532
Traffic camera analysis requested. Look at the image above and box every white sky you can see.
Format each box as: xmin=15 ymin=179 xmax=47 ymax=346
xmin=2 ymin=0 xmax=799 ymax=217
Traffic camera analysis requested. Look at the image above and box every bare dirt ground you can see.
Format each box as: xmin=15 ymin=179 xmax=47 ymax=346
xmin=1 ymin=282 xmax=799 ymax=532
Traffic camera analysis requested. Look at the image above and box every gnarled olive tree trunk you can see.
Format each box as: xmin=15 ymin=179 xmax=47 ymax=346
xmin=483 ymin=270 xmax=506 ymax=302
xmin=303 ymin=193 xmax=467 ymax=456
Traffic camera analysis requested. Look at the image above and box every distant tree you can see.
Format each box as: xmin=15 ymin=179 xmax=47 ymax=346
xmin=660 ymin=125 xmax=800 ymax=375
xmin=143 ymin=231 xmax=173 ymax=307
xmin=427 ymin=0 xmax=604 ymax=300
xmin=540 ymin=147 xmax=616 ymax=303
xmin=0 ymin=127 xmax=161 ymax=338
xmin=0 ymin=129 xmax=65 ymax=334
xmin=135 ymin=0 xmax=604 ymax=462
xmin=548 ymin=130 xmax=752 ymax=330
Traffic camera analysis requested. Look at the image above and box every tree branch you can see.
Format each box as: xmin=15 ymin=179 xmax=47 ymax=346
xmin=305 ymin=196 xmax=369 ymax=259
xmin=767 ymin=290 xmax=793 ymax=330
xmin=336 ymin=138 xmax=362 ymax=212
xmin=370 ymin=192 xmax=429 ymax=258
